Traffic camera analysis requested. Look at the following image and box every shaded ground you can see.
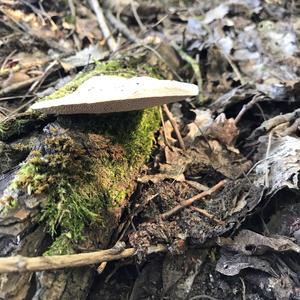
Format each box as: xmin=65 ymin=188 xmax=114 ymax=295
xmin=0 ymin=0 xmax=299 ymax=299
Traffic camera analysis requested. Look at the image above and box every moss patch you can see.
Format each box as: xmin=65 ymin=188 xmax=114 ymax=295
xmin=10 ymin=108 xmax=160 ymax=254
xmin=0 ymin=113 xmax=48 ymax=142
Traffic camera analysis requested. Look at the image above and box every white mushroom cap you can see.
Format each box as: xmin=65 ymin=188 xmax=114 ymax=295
xmin=30 ymin=75 xmax=199 ymax=114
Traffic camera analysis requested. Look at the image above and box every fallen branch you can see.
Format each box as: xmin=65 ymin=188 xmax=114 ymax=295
xmin=234 ymin=93 xmax=265 ymax=125
xmin=0 ymin=243 xmax=166 ymax=273
xmin=105 ymin=10 xmax=138 ymax=43
xmin=190 ymin=206 xmax=225 ymax=225
xmin=162 ymin=104 xmax=186 ymax=151
xmin=160 ymin=179 xmax=226 ymax=220
xmin=173 ymin=44 xmax=204 ymax=103
xmin=0 ymin=76 xmax=42 ymax=97
xmin=88 ymin=0 xmax=117 ymax=52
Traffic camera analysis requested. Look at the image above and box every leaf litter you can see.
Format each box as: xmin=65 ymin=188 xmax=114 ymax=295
xmin=0 ymin=0 xmax=299 ymax=299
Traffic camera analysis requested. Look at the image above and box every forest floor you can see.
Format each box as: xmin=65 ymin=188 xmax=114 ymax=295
xmin=0 ymin=0 xmax=300 ymax=299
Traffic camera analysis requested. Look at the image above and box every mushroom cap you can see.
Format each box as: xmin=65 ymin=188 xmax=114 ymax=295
xmin=30 ymin=75 xmax=199 ymax=114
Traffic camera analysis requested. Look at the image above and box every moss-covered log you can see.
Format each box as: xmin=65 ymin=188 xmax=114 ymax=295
xmin=0 ymin=45 xmax=180 ymax=299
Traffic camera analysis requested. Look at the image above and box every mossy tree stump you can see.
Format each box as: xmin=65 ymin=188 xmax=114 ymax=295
xmin=0 ymin=46 xmax=179 ymax=299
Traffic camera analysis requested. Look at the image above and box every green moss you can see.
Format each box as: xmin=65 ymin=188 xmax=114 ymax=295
xmin=0 ymin=123 xmax=8 ymax=141
xmin=64 ymin=15 xmax=76 ymax=25
xmin=0 ymin=195 xmax=18 ymax=214
xmin=0 ymin=113 xmax=48 ymax=142
xmin=44 ymin=234 xmax=74 ymax=256
xmin=40 ymin=183 xmax=108 ymax=240
xmin=9 ymin=108 xmax=160 ymax=254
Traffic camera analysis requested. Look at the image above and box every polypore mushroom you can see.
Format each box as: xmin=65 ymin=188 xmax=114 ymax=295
xmin=30 ymin=75 xmax=198 ymax=114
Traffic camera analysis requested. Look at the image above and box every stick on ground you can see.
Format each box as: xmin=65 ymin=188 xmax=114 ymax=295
xmin=88 ymin=0 xmax=117 ymax=52
xmin=162 ymin=104 xmax=186 ymax=151
xmin=160 ymin=179 xmax=226 ymax=220
xmin=0 ymin=243 xmax=166 ymax=273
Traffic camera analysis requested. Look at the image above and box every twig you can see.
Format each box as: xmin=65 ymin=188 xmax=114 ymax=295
xmin=0 ymin=49 xmax=17 ymax=71
xmin=0 ymin=76 xmax=43 ymax=97
xmin=159 ymin=106 xmax=171 ymax=148
xmin=141 ymin=43 xmax=183 ymax=81
xmin=68 ymin=0 xmax=76 ymax=17
xmin=0 ymin=7 xmax=67 ymax=53
xmin=1 ymin=61 xmax=58 ymax=123
xmin=88 ymin=0 xmax=117 ymax=52
xmin=264 ymin=131 xmax=273 ymax=188
xmin=150 ymin=14 xmax=169 ymax=29
xmin=160 ymin=179 xmax=226 ymax=220
xmin=105 ymin=10 xmax=138 ymax=43
xmin=0 ymin=106 xmax=11 ymax=116
xmin=240 ymin=277 xmax=246 ymax=300
xmin=21 ymin=0 xmax=58 ymax=29
xmin=172 ymin=44 xmax=204 ymax=103
xmin=162 ymin=104 xmax=186 ymax=150
xmin=246 ymin=154 xmax=277 ymax=176
xmin=234 ymin=93 xmax=264 ymax=125
xmin=0 ymin=243 xmax=166 ymax=273
xmin=97 ymin=261 xmax=107 ymax=274
xmin=130 ymin=0 xmax=146 ymax=32
xmin=190 ymin=206 xmax=225 ymax=225
xmin=219 ymin=50 xmax=244 ymax=85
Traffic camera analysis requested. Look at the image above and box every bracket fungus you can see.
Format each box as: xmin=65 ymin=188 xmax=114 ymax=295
xmin=30 ymin=75 xmax=199 ymax=114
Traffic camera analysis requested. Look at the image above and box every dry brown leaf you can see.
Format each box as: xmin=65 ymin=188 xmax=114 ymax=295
xmin=207 ymin=114 xmax=239 ymax=146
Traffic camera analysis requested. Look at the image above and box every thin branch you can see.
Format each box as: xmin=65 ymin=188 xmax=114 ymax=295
xmin=0 ymin=7 xmax=67 ymax=53
xmin=190 ymin=206 xmax=225 ymax=225
xmin=159 ymin=106 xmax=172 ymax=148
xmin=130 ymin=0 xmax=146 ymax=31
xmin=104 ymin=14 xmax=183 ymax=80
xmin=0 ymin=49 xmax=17 ymax=71
xmin=172 ymin=43 xmax=204 ymax=103
xmin=105 ymin=10 xmax=138 ymax=43
xmin=162 ymin=104 xmax=186 ymax=151
xmin=219 ymin=50 xmax=244 ymax=85
xmin=0 ymin=243 xmax=166 ymax=273
xmin=234 ymin=93 xmax=265 ymax=125
xmin=88 ymin=0 xmax=117 ymax=52
xmin=264 ymin=131 xmax=273 ymax=188
xmin=0 ymin=76 xmax=42 ymax=97
xmin=141 ymin=43 xmax=183 ymax=81
xmin=160 ymin=179 xmax=226 ymax=220
xmin=1 ymin=60 xmax=58 ymax=123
